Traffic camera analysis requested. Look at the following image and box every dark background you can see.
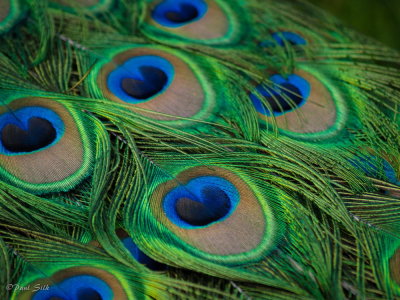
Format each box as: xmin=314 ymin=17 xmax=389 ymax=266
xmin=307 ymin=0 xmax=400 ymax=50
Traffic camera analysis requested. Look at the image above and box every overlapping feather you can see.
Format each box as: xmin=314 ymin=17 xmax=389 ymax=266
xmin=0 ymin=0 xmax=399 ymax=299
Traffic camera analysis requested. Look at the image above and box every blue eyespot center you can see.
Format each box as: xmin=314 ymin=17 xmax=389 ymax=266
xmin=32 ymin=275 xmax=113 ymax=300
xmin=122 ymin=237 xmax=166 ymax=271
xmin=166 ymin=3 xmax=198 ymax=23
xmin=0 ymin=107 xmax=64 ymax=155
xmin=152 ymin=0 xmax=208 ymax=27
xmin=272 ymin=32 xmax=307 ymax=46
xmin=1 ymin=117 xmax=56 ymax=153
xmin=175 ymin=186 xmax=232 ymax=226
xmin=107 ymin=55 xmax=174 ymax=103
xmin=121 ymin=66 xmax=168 ymax=100
xmin=250 ymin=74 xmax=311 ymax=116
xmin=350 ymin=155 xmax=399 ymax=185
xmin=163 ymin=176 xmax=240 ymax=229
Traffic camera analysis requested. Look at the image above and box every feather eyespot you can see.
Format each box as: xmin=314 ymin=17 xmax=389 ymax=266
xmin=350 ymin=155 xmax=398 ymax=184
xmin=250 ymin=74 xmax=311 ymax=117
xmin=144 ymin=0 xmax=238 ymax=44
xmin=251 ymin=67 xmax=347 ymax=140
xmin=272 ymin=31 xmax=307 ymax=46
xmin=32 ymin=275 xmax=112 ymax=300
xmin=20 ymin=267 xmax=128 ymax=300
xmin=350 ymin=154 xmax=400 ymax=199
xmin=0 ymin=108 xmax=63 ymax=154
xmin=145 ymin=166 xmax=280 ymax=263
xmin=163 ymin=176 xmax=239 ymax=228
xmin=92 ymin=46 xmax=216 ymax=126
xmin=0 ymin=96 xmax=93 ymax=194
xmin=107 ymin=55 xmax=174 ymax=103
xmin=152 ymin=0 xmax=208 ymax=27
xmin=260 ymin=31 xmax=308 ymax=48
xmin=122 ymin=237 xmax=166 ymax=271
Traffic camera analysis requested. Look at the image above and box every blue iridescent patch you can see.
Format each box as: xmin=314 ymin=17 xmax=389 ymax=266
xmin=32 ymin=275 xmax=113 ymax=300
xmin=350 ymin=155 xmax=399 ymax=185
xmin=107 ymin=55 xmax=175 ymax=103
xmin=272 ymin=32 xmax=307 ymax=46
xmin=152 ymin=0 xmax=208 ymax=27
xmin=122 ymin=237 xmax=166 ymax=270
xmin=250 ymin=74 xmax=311 ymax=116
xmin=260 ymin=31 xmax=307 ymax=48
xmin=0 ymin=107 xmax=64 ymax=155
xmin=163 ymin=176 xmax=240 ymax=229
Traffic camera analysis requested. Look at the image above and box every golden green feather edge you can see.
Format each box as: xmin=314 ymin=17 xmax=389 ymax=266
xmin=0 ymin=0 xmax=399 ymax=299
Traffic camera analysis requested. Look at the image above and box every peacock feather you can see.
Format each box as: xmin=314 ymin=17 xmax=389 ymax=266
xmin=0 ymin=0 xmax=400 ymax=299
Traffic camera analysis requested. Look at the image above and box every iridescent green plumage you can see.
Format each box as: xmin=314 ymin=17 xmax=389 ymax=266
xmin=0 ymin=0 xmax=399 ymax=299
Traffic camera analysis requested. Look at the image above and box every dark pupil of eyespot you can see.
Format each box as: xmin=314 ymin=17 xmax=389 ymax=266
xmin=175 ymin=186 xmax=231 ymax=226
xmin=121 ymin=66 xmax=168 ymax=100
xmin=165 ymin=4 xmax=199 ymax=23
xmin=1 ymin=117 xmax=57 ymax=153
xmin=77 ymin=287 xmax=102 ymax=300
xmin=267 ymin=83 xmax=303 ymax=112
